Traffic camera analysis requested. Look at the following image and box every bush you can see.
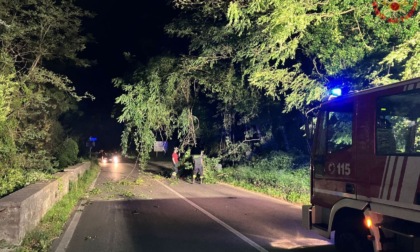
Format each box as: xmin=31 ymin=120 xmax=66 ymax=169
xmin=204 ymin=156 xmax=221 ymax=171
xmin=200 ymin=156 xmax=222 ymax=183
xmin=180 ymin=149 xmax=193 ymax=170
xmin=220 ymin=137 xmax=252 ymax=165
xmin=253 ymin=151 xmax=294 ymax=170
xmin=0 ymin=167 xmax=57 ymax=198
xmin=0 ymin=167 xmax=25 ymax=197
xmin=21 ymin=150 xmax=58 ymax=173
xmin=57 ymin=138 xmax=79 ymax=168
xmin=210 ymin=151 xmax=311 ymax=204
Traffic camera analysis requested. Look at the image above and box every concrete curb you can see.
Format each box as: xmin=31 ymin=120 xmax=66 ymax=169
xmin=0 ymin=162 xmax=91 ymax=247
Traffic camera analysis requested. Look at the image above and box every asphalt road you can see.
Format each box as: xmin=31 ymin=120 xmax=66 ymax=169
xmin=52 ymin=159 xmax=335 ymax=252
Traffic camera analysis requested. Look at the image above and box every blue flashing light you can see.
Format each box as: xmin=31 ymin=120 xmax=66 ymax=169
xmin=89 ymin=137 xmax=97 ymax=142
xmin=331 ymin=88 xmax=342 ymax=97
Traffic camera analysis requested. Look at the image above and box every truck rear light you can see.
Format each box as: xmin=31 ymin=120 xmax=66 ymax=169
xmin=364 ymin=217 xmax=372 ymax=229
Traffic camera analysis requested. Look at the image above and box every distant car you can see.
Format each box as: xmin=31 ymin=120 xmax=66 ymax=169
xmin=101 ymin=153 xmax=119 ymax=163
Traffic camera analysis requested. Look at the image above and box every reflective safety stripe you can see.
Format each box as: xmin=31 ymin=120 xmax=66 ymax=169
xmin=399 ymin=158 xmax=420 ymax=203
xmin=389 ymin=157 xmax=404 ymax=200
xmin=379 ymin=156 xmax=420 ymax=204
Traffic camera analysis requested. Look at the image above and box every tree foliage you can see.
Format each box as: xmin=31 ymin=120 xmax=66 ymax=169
xmin=115 ymin=57 xmax=179 ymax=166
xmin=117 ymin=0 xmax=420 ymax=164
xmin=226 ymin=0 xmax=420 ymax=108
xmin=57 ymin=138 xmax=79 ymax=168
xmin=117 ymin=1 xmax=272 ymax=163
xmin=0 ymin=0 xmax=91 ymax=181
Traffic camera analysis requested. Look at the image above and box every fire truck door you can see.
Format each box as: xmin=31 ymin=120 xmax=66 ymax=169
xmin=312 ymin=103 xmax=355 ymax=204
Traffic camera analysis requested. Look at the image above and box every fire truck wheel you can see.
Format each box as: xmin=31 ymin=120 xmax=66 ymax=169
xmin=335 ymin=223 xmax=373 ymax=252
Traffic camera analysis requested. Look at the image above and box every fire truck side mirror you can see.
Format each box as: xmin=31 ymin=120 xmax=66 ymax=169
xmin=305 ymin=107 xmax=318 ymax=142
xmin=305 ymin=118 xmax=314 ymax=141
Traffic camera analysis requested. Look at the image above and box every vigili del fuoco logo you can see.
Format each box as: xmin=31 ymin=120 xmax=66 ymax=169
xmin=373 ymin=0 xmax=418 ymax=23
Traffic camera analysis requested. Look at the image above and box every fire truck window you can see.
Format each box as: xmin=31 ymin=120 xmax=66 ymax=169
xmin=376 ymin=89 xmax=420 ymax=155
xmin=327 ymin=111 xmax=352 ymax=153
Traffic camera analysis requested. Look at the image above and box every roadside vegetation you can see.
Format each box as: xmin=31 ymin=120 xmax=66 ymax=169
xmin=115 ymin=0 xmax=419 ymax=169
xmin=199 ymin=151 xmax=310 ymax=204
xmin=218 ymin=156 xmax=310 ymax=204
xmin=13 ymin=163 xmax=100 ymax=252
xmin=0 ymin=1 xmax=92 ymax=198
xmin=0 ymin=142 xmax=82 ymax=198
xmin=218 ymin=164 xmax=310 ymax=204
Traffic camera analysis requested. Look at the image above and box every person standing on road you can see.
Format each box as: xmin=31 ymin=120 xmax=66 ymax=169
xmin=172 ymin=147 xmax=180 ymax=178
xmin=192 ymin=150 xmax=205 ymax=184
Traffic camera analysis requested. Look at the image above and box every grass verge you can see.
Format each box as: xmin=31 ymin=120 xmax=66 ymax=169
xmin=217 ymin=167 xmax=310 ymax=204
xmin=16 ymin=162 xmax=100 ymax=252
xmin=207 ymin=151 xmax=311 ymax=205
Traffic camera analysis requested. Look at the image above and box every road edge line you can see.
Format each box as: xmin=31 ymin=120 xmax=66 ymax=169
xmin=156 ymin=180 xmax=268 ymax=252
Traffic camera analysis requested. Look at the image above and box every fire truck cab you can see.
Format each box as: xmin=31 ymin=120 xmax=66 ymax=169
xmin=302 ymin=78 xmax=420 ymax=252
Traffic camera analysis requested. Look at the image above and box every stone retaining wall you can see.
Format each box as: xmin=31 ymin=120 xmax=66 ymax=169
xmin=0 ymin=162 xmax=91 ymax=246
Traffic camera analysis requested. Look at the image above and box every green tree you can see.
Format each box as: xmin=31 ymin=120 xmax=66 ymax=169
xmin=0 ymin=0 xmax=91 ymax=173
xmin=115 ymin=57 xmax=179 ymax=166
xmin=57 ymin=138 xmax=79 ymax=168
xmin=116 ymin=0 xmax=271 ymax=164
xmin=116 ymin=0 xmax=420 ymax=165
xmin=226 ymin=0 xmax=420 ymax=110
xmin=167 ymin=0 xmax=307 ymax=158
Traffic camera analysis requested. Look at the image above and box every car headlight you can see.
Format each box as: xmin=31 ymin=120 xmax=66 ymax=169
xmin=113 ymin=156 xmax=119 ymax=163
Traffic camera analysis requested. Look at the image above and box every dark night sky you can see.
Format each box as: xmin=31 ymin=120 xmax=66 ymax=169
xmin=67 ymin=0 xmax=182 ymax=151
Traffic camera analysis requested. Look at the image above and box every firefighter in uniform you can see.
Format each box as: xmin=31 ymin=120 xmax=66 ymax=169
xmin=192 ymin=150 xmax=205 ymax=184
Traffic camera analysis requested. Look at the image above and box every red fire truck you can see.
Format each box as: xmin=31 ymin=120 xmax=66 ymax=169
xmin=302 ymin=77 xmax=420 ymax=252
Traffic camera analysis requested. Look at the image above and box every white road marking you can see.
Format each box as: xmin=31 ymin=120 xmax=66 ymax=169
xmin=157 ymin=180 xmax=268 ymax=252
xmin=54 ymin=201 xmax=86 ymax=252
